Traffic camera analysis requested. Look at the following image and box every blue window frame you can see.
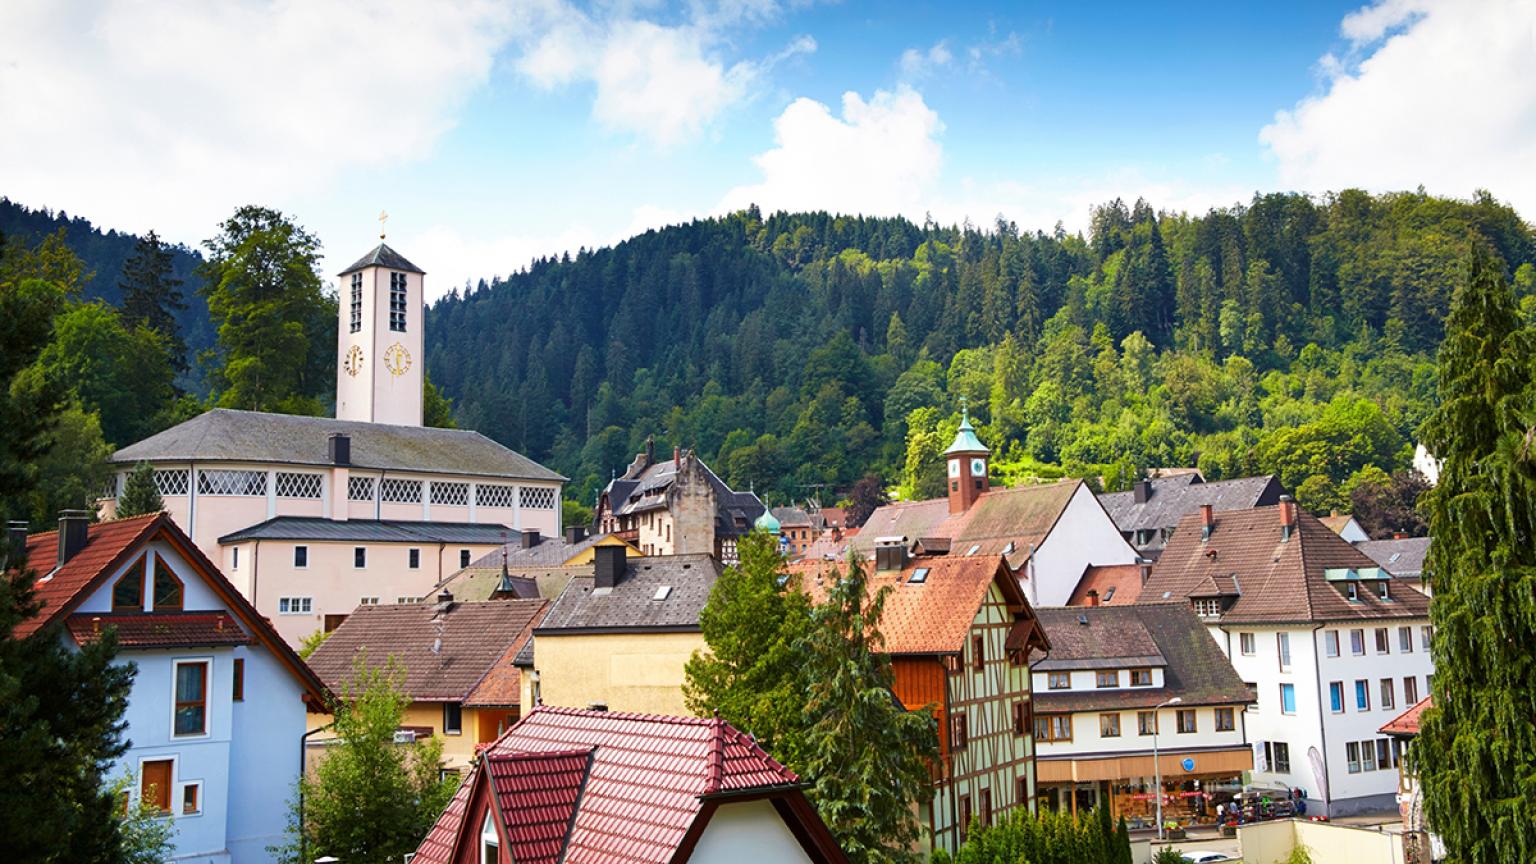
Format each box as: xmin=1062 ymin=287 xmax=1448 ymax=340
xmin=1329 ymin=682 xmax=1344 ymax=713
xmin=1355 ymin=680 xmax=1370 ymax=710
xmin=1280 ymin=683 xmax=1296 ymax=714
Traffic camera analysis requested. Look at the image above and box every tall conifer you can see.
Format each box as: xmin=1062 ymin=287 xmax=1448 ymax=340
xmin=1416 ymin=242 xmax=1536 ymax=864
xmin=119 ymin=230 xmax=187 ymax=371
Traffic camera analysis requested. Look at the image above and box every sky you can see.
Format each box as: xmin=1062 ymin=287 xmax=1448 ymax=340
xmin=3 ymin=0 xmax=1535 ymax=299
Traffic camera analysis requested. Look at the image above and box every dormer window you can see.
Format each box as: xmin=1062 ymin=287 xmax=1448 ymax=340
xmin=1377 ymin=581 xmax=1392 ymax=601
xmin=1048 ymin=672 xmax=1070 ymax=690
xmin=1345 ymin=583 xmax=1360 ymax=602
xmin=1130 ymin=668 xmax=1153 ymax=687
xmin=1193 ymin=598 xmax=1222 ymax=618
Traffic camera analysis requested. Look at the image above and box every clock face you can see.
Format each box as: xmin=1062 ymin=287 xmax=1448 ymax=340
xmin=383 ymin=343 xmax=412 ymax=377
xmin=948 ymin=459 xmax=961 ymax=478
xmin=343 ymin=345 xmax=364 ymax=377
xmin=971 ymin=458 xmax=986 ymax=476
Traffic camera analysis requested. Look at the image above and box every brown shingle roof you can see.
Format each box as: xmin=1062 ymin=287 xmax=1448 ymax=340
xmin=1139 ymin=506 xmax=1430 ymax=624
xmin=307 ymin=599 xmax=547 ymax=702
xmin=852 ymin=480 xmax=1080 ymax=569
xmin=1032 ymin=604 xmax=1255 ymax=712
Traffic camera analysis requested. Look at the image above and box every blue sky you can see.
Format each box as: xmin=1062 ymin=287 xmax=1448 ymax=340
xmin=4 ymin=0 xmax=1533 ymax=296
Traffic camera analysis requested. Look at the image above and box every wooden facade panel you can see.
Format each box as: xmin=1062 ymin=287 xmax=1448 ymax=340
xmin=893 ymin=657 xmax=949 ymax=754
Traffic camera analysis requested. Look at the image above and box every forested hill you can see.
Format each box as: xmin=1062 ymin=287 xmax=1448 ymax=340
xmin=425 ymin=190 xmax=1536 ymax=513
xmin=0 ymin=198 xmax=213 ymax=364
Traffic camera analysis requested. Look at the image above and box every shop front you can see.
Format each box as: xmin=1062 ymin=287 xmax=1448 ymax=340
xmin=1037 ymin=747 xmax=1252 ymax=829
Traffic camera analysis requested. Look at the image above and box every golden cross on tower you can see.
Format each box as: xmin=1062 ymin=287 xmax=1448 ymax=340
xmin=378 ymin=210 xmax=389 ymax=240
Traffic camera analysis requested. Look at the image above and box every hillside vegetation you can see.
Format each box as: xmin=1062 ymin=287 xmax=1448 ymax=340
xmin=424 ymin=190 xmax=1536 ymax=513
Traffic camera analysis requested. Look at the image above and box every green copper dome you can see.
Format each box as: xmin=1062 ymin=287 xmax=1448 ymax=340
xmin=755 ymin=509 xmax=782 ymax=533
xmin=944 ymin=406 xmax=990 ymax=455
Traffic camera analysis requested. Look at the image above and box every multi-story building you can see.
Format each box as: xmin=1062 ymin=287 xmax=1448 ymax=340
xmin=1099 ymin=473 xmax=1285 ymax=559
xmin=794 ymin=544 xmax=1051 ymax=856
xmin=304 ymin=594 xmax=547 ymax=772
xmin=98 ymin=240 xmax=563 ymax=647
xmin=15 ymin=512 xmax=329 ymax=864
xmin=594 ymin=441 xmax=763 ymax=562
xmin=1139 ymin=497 xmax=1434 ymax=816
xmin=1030 ymin=604 xmax=1255 ymax=826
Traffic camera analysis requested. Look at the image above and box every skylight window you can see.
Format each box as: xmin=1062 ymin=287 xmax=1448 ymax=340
xmin=652 ymin=585 xmax=673 ymax=601
xmin=908 ymin=568 xmax=930 ymax=584
xmin=966 ymin=544 xmax=981 ymax=556
xmin=1103 ymin=587 xmax=1116 ymax=601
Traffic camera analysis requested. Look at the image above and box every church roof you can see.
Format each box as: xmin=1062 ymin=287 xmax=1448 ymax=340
xmin=943 ymin=408 xmax=989 ymax=455
xmin=113 ymin=408 xmax=565 ymax=482
xmin=338 ymin=242 xmax=424 ymax=275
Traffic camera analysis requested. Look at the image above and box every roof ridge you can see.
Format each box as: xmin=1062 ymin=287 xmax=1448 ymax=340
xmin=23 ymin=511 xmax=161 ymax=542
xmin=706 ymin=715 xmax=726 ymax=794
xmin=529 ymin=704 xmax=719 ymax=726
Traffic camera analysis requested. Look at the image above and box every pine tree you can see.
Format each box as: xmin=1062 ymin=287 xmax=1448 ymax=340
xmin=798 ymin=555 xmax=937 ymax=864
xmin=117 ymin=461 xmax=164 ymax=517
xmin=119 ymin=230 xmax=188 ymax=371
xmin=1416 ymin=241 xmax=1536 ymax=864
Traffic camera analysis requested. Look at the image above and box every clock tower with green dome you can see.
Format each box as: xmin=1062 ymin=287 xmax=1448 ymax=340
xmin=945 ymin=402 xmax=990 ymax=514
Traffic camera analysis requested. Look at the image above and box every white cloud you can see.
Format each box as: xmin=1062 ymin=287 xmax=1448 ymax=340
xmin=720 ymin=85 xmax=945 ymax=218
xmin=1260 ymin=0 xmax=1536 ymax=214
xmin=513 ymin=2 xmax=815 ymax=147
xmin=0 ymin=0 xmax=523 ymax=244
xmin=899 ymin=40 xmax=953 ymax=79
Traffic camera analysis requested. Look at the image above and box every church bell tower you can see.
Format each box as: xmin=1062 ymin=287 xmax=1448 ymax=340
xmin=335 ymin=228 xmax=425 ymax=427
xmin=945 ymin=403 xmax=990 ymax=515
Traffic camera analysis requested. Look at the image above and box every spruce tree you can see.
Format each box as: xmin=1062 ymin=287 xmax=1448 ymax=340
xmin=1416 ymin=242 xmax=1536 ymax=864
xmin=798 ymin=555 xmax=937 ymax=864
xmin=116 ymin=461 xmax=164 ymax=518
xmin=119 ymin=230 xmax=188 ymax=371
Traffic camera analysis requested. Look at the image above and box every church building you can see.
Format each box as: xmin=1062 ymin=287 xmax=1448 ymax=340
xmin=100 ymin=239 xmax=565 ymax=646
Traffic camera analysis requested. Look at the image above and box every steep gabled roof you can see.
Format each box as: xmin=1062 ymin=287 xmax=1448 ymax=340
xmin=1099 ymin=474 xmax=1283 ymax=533
xmin=1032 ymin=603 xmax=1255 ymax=712
xmin=113 ymin=408 xmax=564 ymax=481
xmin=1139 ymin=506 xmax=1430 ymax=624
xmin=852 ymin=480 xmax=1080 ymax=570
xmin=413 ymin=706 xmax=826 ymax=864
xmin=306 ymin=598 xmax=546 ymax=702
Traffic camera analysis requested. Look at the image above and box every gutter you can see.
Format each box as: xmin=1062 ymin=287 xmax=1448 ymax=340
xmin=299 ymin=721 xmax=335 ymax=864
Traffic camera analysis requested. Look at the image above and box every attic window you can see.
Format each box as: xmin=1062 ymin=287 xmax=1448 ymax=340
xmin=652 ymin=585 xmax=673 ymax=601
xmin=966 ymin=544 xmax=981 ymax=556
xmin=1193 ymin=598 xmax=1221 ymax=618
xmin=908 ymin=568 xmax=930 ymax=584
xmin=1345 ymin=583 xmax=1360 ymax=602
xmin=1102 ymin=587 xmax=1116 ymax=602
xmin=1377 ymin=581 xmax=1392 ymax=601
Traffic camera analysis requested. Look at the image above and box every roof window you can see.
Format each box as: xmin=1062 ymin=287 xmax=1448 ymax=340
xmin=652 ymin=586 xmax=673 ymax=601
xmin=966 ymin=544 xmax=981 ymax=556
xmin=908 ymin=568 xmax=930 ymax=584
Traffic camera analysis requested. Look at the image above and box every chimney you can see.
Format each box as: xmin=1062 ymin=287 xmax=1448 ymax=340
xmin=57 ymin=510 xmax=90 ymax=568
xmin=674 ymin=445 xmax=681 ymax=468
xmin=1393 ymin=531 xmax=1406 ymax=540
xmin=1279 ymin=495 xmax=1297 ymax=542
xmin=7 ymin=520 xmax=27 ymax=556
xmin=1133 ymin=479 xmax=1151 ymax=504
xmin=874 ymin=537 xmax=908 ymax=573
xmin=1085 ymin=589 xmax=1100 ymax=607
xmin=437 ymin=590 xmax=454 ymax=605
xmin=1137 ymin=556 xmax=1153 ymax=584
xmin=594 ymin=544 xmax=625 ymax=589
xmin=1200 ymin=504 xmax=1215 ymax=541
xmin=564 ymin=525 xmax=588 ymax=545
xmin=521 ymin=529 xmax=541 ymax=549
xmin=328 ymin=433 xmax=351 ymax=466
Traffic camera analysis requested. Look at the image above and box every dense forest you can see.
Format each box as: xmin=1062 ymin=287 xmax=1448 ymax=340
xmin=425 ymin=190 xmax=1536 ymax=514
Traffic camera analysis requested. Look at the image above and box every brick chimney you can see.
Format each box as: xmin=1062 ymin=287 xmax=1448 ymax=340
xmin=1200 ymin=504 xmax=1215 ymax=541
xmin=1085 ymin=589 xmax=1100 ymax=607
xmin=674 ymin=446 xmax=681 ymax=469
xmin=57 ymin=510 xmax=90 ymax=568
xmin=1279 ymin=495 xmax=1297 ymax=542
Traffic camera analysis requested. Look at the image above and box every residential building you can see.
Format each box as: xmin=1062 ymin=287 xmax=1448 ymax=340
xmin=1356 ymin=536 xmax=1431 ymax=594
xmin=770 ymin=505 xmax=823 ymax=557
xmin=411 ymin=706 xmax=847 ymax=864
xmin=304 ymin=595 xmax=547 ymax=772
xmin=218 ymin=517 xmax=512 ymax=644
xmin=526 ymin=547 xmax=722 ymax=715
xmin=1319 ymin=511 xmax=1370 ymax=543
xmin=594 ymin=441 xmax=764 ymax=562
xmin=792 ymin=547 xmax=1050 ymax=855
xmin=14 ymin=512 xmax=329 ymax=864
xmin=98 ymin=240 xmax=564 ymax=647
xmin=1139 ymin=498 xmax=1434 ymax=816
xmin=1380 ymin=697 xmax=1438 ymax=864
xmin=426 ymin=527 xmax=642 ymax=603
xmin=1098 ymin=473 xmax=1286 ymax=559
xmin=1066 ymin=563 xmax=1148 ymax=607
xmin=850 ymin=411 xmax=1137 ymax=607
xmin=1030 ymin=604 xmax=1255 ymax=826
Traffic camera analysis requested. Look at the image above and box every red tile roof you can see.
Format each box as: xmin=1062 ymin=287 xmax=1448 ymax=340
xmin=414 ymin=706 xmax=809 ymax=864
xmin=66 ymin=612 xmax=251 ymax=648
xmin=1380 ymin=696 xmax=1431 ymax=737
xmin=15 ymin=513 xmax=162 ymax=638
xmin=1067 ymin=564 xmax=1145 ymax=606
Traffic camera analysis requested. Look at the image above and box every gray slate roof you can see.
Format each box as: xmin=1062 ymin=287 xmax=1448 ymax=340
xmin=600 ymin=454 xmax=764 ymax=538
xmin=536 ymin=554 xmax=722 ymax=633
xmin=113 ymin=409 xmax=564 ymax=481
xmin=466 ymin=533 xmax=605 ymax=570
xmin=1099 ymin=474 xmax=1285 ymax=534
xmin=219 ymin=517 xmax=514 ymax=545
xmin=1355 ymin=536 xmax=1431 ymax=580
xmin=1032 ymin=603 xmax=1256 ymax=712
xmin=338 ymin=242 xmax=424 ymax=275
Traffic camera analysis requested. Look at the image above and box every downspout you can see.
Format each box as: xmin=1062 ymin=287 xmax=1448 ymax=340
xmin=299 ymin=721 xmax=335 ymax=864
xmin=944 ymin=656 xmax=960 ymax=853
xmin=250 ymin=540 xmax=261 ymax=610
xmin=1309 ymin=623 xmax=1333 ymax=816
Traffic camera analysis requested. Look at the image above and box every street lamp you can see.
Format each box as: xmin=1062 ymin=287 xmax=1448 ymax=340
xmin=1153 ymin=696 xmax=1183 ymax=841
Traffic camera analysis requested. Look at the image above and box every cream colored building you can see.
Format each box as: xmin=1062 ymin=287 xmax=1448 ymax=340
xmin=594 ymin=442 xmax=763 ymax=562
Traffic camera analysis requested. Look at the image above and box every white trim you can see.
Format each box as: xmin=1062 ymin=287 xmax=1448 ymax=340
xmin=135 ymin=753 xmax=179 ymax=817
xmin=170 ymin=657 xmax=213 ymax=739
xmin=176 ymin=778 xmax=204 ymax=817
xmin=293 ymin=544 xmax=309 ymax=569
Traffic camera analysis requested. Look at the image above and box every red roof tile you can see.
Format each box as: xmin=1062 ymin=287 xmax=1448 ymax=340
xmin=1380 ymin=696 xmax=1431 ymax=736
xmin=66 ymin=612 xmax=251 ymax=648
xmin=1067 ymin=564 xmax=1145 ymax=606
xmin=15 ymin=514 xmax=162 ymax=638
xmin=416 ymin=706 xmax=804 ymax=864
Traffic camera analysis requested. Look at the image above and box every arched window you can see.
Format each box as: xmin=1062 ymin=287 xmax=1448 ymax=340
xmin=112 ymin=558 xmax=146 ymax=611
xmin=152 ymin=555 xmax=183 ymax=610
xmin=480 ymin=809 xmax=500 ymax=864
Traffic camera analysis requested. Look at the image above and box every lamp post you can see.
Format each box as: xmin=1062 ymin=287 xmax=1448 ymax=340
xmin=1153 ymin=696 xmax=1183 ymax=841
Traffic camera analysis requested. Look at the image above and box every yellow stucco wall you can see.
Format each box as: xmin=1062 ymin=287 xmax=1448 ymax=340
xmin=306 ymin=700 xmax=517 ymax=772
xmin=561 ymin=534 xmax=642 ymax=565
xmin=534 ymin=631 xmax=704 ymax=716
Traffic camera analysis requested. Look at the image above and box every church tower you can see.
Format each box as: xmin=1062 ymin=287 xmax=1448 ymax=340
xmin=335 ymin=238 xmax=425 ymax=426
xmin=945 ymin=404 xmax=990 ymax=514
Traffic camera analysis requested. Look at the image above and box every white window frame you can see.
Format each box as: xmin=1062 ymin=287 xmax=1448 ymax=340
xmin=171 ymin=657 xmax=213 ymax=740
xmin=1324 ymin=630 xmax=1339 ymax=658
xmin=135 ymin=753 xmax=179 ymax=816
xmin=278 ymin=596 xmax=313 ymax=615
xmin=177 ymin=779 xmax=203 ymax=817
xmin=480 ymin=810 xmax=499 ymax=864
xmin=1239 ymin=632 xmax=1256 ymax=656
xmin=293 ymin=545 xmax=308 ymax=569
xmin=1276 ymin=632 xmax=1292 ymax=671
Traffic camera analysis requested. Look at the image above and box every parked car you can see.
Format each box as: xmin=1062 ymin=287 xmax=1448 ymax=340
xmin=1181 ymin=852 xmax=1232 ymax=863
